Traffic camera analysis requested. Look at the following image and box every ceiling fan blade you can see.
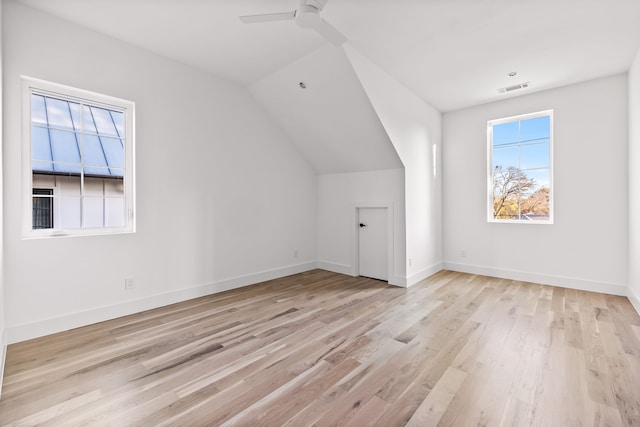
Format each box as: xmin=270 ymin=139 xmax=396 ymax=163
xmin=239 ymin=11 xmax=295 ymax=24
xmin=315 ymin=18 xmax=347 ymax=45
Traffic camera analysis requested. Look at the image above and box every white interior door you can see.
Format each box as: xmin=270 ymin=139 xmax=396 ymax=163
xmin=358 ymin=207 xmax=388 ymax=281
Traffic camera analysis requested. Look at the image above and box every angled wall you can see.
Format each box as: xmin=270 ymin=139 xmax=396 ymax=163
xmin=344 ymin=45 xmax=443 ymax=286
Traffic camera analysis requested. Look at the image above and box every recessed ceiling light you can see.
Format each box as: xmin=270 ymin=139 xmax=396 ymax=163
xmin=299 ymin=81 xmax=307 ymax=89
xmin=507 ymin=71 xmax=518 ymax=77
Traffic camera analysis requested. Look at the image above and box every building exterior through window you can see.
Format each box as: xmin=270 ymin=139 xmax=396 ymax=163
xmin=23 ymin=77 xmax=135 ymax=237
xmin=32 ymin=188 xmax=53 ymax=229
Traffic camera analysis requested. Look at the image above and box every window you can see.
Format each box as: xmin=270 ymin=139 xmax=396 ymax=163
xmin=32 ymin=188 xmax=53 ymax=229
xmin=22 ymin=77 xmax=135 ymax=237
xmin=488 ymin=110 xmax=552 ymax=223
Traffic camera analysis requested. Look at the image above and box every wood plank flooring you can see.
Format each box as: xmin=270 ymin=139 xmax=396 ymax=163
xmin=1 ymin=269 xmax=640 ymax=426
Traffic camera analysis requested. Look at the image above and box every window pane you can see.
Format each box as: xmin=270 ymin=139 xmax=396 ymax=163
xmin=31 ymin=94 xmax=47 ymax=126
xmin=83 ymin=197 xmax=104 ymax=228
xmin=104 ymin=179 xmax=124 ymax=196
xmin=492 ymin=146 xmax=519 ymax=170
xmin=50 ymin=129 xmax=81 ymax=174
xmin=493 ymin=121 xmax=519 ymax=146
xmin=492 ymin=169 xmax=520 ymax=220
xmin=109 ymin=168 xmax=124 ymax=178
xmin=84 ymin=166 xmax=110 ymax=176
xmin=105 ymin=197 xmax=125 ymax=227
xmin=101 ymin=137 xmax=124 ymax=169
xmin=32 ymin=126 xmax=52 ymax=162
xmin=111 ymin=111 xmax=125 ymax=137
xmin=91 ymin=106 xmax=119 ymax=137
xmin=520 ymin=169 xmax=550 ymax=221
xmin=83 ymin=135 xmax=108 ymax=168
xmin=52 ymin=163 xmax=81 ymax=175
xmin=32 ymin=201 xmax=52 ymax=228
xmin=69 ymin=102 xmax=82 ymax=131
xmin=58 ymin=196 xmax=82 ymax=229
xmin=45 ymin=97 xmax=75 ymax=130
xmin=492 ymin=169 xmax=528 ymax=197
xmin=57 ymin=176 xmax=81 ymax=228
xmin=32 ymin=189 xmax=53 ymax=229
xmin=32 ymin=161 xmax=54 ymax=173
xmin=82 ymin=105 xmax=98 ymax=133
xmin=520 ymin=142 xmax=550 ymax=170
xmin=515 ymin=170 xmax=538 ymax=198
xmin=526 ymin=169 xmax=551 ymax=192
xmin=521 ymin=215 xmax=549 ymax=221
xmin=520 ymin=116 xmax=550 ymax=142
xmin=57 ymin=176 xmax=81 ymax=196
xmin=50 ymin=129 xmax=80 ymax=163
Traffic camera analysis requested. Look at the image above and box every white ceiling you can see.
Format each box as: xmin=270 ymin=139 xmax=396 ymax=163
xmin=250 ymin=45 xmax=402 ymax=174
xmin=17 ymin=0 xmax=640 ymax=112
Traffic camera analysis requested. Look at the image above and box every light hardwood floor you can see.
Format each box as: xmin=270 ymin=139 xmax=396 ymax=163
xmin=1 ymin=269 xmax=640 ymax=426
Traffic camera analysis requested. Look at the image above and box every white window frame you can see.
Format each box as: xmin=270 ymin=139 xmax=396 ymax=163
xmin=487 ymin=110 xmax=553 ymax=224
xmin=21 ymin=77 xmax=136 ymax=238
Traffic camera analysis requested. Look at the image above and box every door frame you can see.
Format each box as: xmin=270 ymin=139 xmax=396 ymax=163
xmin=351 ymin=202 xmax=394 ymax=282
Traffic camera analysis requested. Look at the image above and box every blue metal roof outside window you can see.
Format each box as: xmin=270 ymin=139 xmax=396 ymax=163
xmin=31 ymin=93 xmax=125 ymax=178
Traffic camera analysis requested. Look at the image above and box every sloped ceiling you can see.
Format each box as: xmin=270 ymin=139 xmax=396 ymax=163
xmin=12 ymin=0 xmax=640 ymax=174
xmin=16 ymin=0 xmax=640 ymax=112
xmin=250 ymin=45 xmax=402 ymax=174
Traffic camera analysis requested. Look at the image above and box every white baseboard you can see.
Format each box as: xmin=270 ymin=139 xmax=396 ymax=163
xmin=443 ymin=262 xmax=628 ymax=296
xmin=406 ymin=262 xmax=444 ymax=287
xmin=316 ymin=260 xmax=353 ymax=276
xmin=387 ymin=275 xmax=407 ymax=287
xmin=0 ymin=329 xmax=7 ymax=398
xmin=629 ymin=286 xmax=640 ymax=316
xmin=10 ymin=260 xmax=635 ymax=345
xmin=316 ymin=260 xmax=410 ymax=288
xmin=7 ymin=262 xmax=317 ymax=344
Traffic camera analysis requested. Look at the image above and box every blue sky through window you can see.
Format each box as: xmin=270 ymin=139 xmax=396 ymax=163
xmin=492 ymin=115 xmax=550 ymax=173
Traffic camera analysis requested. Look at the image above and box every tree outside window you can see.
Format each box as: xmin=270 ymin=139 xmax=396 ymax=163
xmin=488 ymin=111 xmax=552 ymax=223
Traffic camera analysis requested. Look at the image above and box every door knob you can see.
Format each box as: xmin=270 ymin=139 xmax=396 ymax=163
xmin=359 ymin=223 xmax=367 ymax=228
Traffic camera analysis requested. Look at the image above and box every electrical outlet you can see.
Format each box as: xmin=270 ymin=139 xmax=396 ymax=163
xmin=408 ymin=258 xmax=412 ymax=267
xmin=125 ymin=277 xmax=135 ymax=290
xmin=460 ymin=249 xmax=467 ymax=258
xmin=293 ymin=249 xmax=299 ymax=258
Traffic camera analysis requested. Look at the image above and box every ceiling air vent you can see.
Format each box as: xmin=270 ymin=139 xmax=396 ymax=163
xmin=498 ymin=82 xmax=530 ymax=94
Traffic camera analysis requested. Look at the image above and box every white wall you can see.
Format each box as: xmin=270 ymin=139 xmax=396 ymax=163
xmin=3 ymin=1 xmax=317 ymax=342
xmin=317 ymin=169 xmax=405 ymax=284
xmin=344 ymin=46 xmax=443 ymax=285
xmin=443 ymin=74 xmax=629 ymax=295
xmin=629 ymin=49 xmax=640 ymax=313
xmin=0 ymin=0 xmax=7 ymax=395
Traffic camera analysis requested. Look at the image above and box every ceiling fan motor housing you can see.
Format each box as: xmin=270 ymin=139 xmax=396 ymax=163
xmin=296 ymin=4 xmax=321 ymax=28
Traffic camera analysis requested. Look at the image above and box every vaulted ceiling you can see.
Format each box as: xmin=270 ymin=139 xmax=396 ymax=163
xmin=14 ymin=0 xmax=640 ymax=174
xmin=250 ymin=45 xmax=402 ymax=174
xmin=17 ymin=0 xmax=640 ymax=112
